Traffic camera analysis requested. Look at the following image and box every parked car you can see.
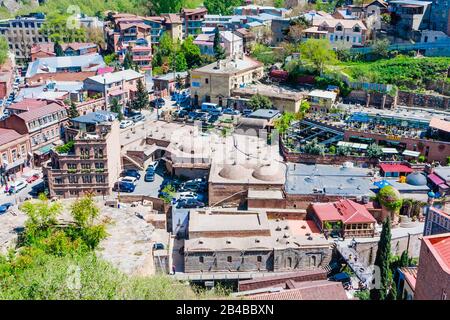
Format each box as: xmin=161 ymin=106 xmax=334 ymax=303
xmin=178 ymin=192 xmax=205 ymax=202
xmin=9 ymin=180 xmax=27 ymax=193
xmin=331 ymin=272 xmax=351 ymax=285
xmin=122 ymin=169 xmax=141 ymax=180
xmin=0 ymin=202 xmax=14 ymax=214
xmin=112 ymin=181 xmax=135 ymax=193
xmin=223 ymin=108 xmax=240 ymax=115
xmin=130 ymin=113 xmax=145 ymax=123
xmin=120 ymin=176 xmax=138 ymax=185
xmin=144 ymin=170 xmax=155 ymax=182
xmin=146 ymin=160 xmax=159 ymax=171
xmin=153 ymin=242 xmax=165 ymax=250
xmin=29 ymin=182 xmax=48 ymax=197
xmin=201 ymin=102 xmax=221 ymax=113
xmin=176 ymin=198 xmax=205 ymax=209
xmin=242 ymin=109 xmax=253 ymax=117
xmin=26 ymin=173 xmax=40 ymax=183
xmin=208 ymin=115 xmax=219 ymax=123
xmin=179 ymin=178 xmax=207 ymax=192
xmin=119 ymin=120 xmax=134 ymax=129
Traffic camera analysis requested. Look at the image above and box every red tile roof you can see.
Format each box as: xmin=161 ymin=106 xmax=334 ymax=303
xmin=30 ymin=43 xmax=55 ymax=55
xmin=399 ymin=267 xmax=418 ymax=290
xmin=379 ymin=163 xmax=413 ymax=173
xmin=428 ymin=173 xmax=446 ymax=186
xmin=429 ymin=118 xmax=450 ymax=133
xmin=61 ymin=42 xmax=97 ymax=51
xmin=8 ymin=99 xmax=48 ymax=111
xmin=165 ymin=13 xmax=182 ymax=24
xmin=16 ymin=102 xmax=66 ymax=123
xmin=248 ymin=280 xmax=348 ymax=300
xmin=426 ymin=234 xmax=450 ymax=271
xmin=0 ymin=128 xmax=23 ymax=146
xmin=312 ymin=199 xmax=376 ymax=224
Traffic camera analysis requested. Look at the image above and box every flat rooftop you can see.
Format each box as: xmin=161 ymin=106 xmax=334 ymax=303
xmin=193 ymin=56 xmax=262 ymax=74
xmin=188 ymin=209 xmax=270 ymax=234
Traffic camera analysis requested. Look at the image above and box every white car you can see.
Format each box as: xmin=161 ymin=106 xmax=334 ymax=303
xmin=177 ymin=192 xmax=198 ymax=201
xmin=119 ymin=120 xmax=134 ymax=129
xmin=10 ymin=180 xmax=27 ymax=193
xmin=119 ymin=176 xmax=138 ymax=185
xmin=147 ymin=160 xmax=159 ymax=171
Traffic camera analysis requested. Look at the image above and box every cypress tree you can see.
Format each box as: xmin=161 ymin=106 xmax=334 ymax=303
xmin=130 ymin=79 xmax=149 ymax=112
xmin=54 ymin=41 xmax=64 ymax=57
xmin=68 ymin=101 xmax=79 ymax=119
xmin=213 ymin=28 xmax=225 ymax=61
xmin=370 ymin=216 xmax=392 ymax=300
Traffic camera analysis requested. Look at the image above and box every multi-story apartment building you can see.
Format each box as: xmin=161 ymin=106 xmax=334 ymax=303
xmin=105 ymin=14 xmax=152 ymax=72
xmin=388 ymin=0 xmax=433 ymax=39
xmin=0 ymin=13 xmax=103 ymax=63
xmin=303 ymin=18 xmax=367 ymax=47
xmin=181 ymin=8 xmax=208 ymax=37
xmin=0 ymin=100 xmax=68 ymax=165
xmin=202 ymin=15 xmax=248 ymax=31
xmin=83 ymin=69 xmax=145 ymax=111
xmin=190 ymin=55 xmax=264 ymax=106
xmin=0 ymin=127 xmax=31 ymax=180
xmin=0 ymin=12 xmax=48 ymax=63
xmin=194 ymin=31 xmax=244 ymax=57
xmin=426 ymin=0 xmax=450 ymax=36
xmin=44 ymin=111 xmax=121 ymax=198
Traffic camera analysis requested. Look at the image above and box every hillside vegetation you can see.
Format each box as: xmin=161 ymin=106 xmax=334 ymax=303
xmin=0 ymin=195 xmax=227 ymax=300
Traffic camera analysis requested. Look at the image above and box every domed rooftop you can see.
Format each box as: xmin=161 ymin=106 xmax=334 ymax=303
xmin=178 ymin=139 xmax=205 ymax=154
xmin=406 ymin=172 xmax=427 ymax=186
xmin=252 ymin=163 xmax=284 ymax=182
xmin=218 ymin=163 xmax=246 ymax=180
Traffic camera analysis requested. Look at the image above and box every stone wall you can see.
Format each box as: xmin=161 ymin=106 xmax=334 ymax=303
xmin=397 ymin=91 xmax=450 ymax=110
xmin=117 ymin=194 xmax=168 ymax=213
xmin=343 ymin=90 xmax=397 ymax=109
xmin=184 ymin=245 xmax=332 ymax=273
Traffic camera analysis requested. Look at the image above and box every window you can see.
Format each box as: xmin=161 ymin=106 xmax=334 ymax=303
xmin=68 ymin=175 xmax=78 ymax=183
xmin=227 ymin=256 xmax=232 ymax=263
xmin=2 ymin=153 xmax=6 ymax=162
xmin=82 ymin=175 xmax=92 ymax=183
xmin=81 ymin=163 xmax=91 ymax=170
xmin=94 ymin=149 xmax=104 ymax=158
xmin=199 ymin=256 xmax=204 ymax=263
xmin=286 ymin=257 xmax=292 ymax=268
xmin=96 ymin=175 xmax=105 ymax=183
xmin=11 ymin=149 xmax=17 ymax=161
xmin=257 ymin=256 xmax=262 ymax=262
xmin=336 ymin=25 xmax=343 ymax=31
xmin=20 ymin=145 xmax=26 ymax=157
xmin=205 ymin=78 xmax=208 ymax=84
xmin=55 ymin=178 xmax=63 ymax=184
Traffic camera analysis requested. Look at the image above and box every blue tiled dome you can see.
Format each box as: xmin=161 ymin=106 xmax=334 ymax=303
xmin=406 ymin=172 xmax=427 ymax=186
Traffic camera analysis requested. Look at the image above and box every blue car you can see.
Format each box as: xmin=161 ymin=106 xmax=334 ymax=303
xmin=113 ymin=181 xmax=135 ymax=193
xmin=0 ymin=202 xmax=14 ymax=214
xmin=223 ymin=108 xmax=239 ymax=115
xmin=122 ymin=169 xmax=141 ymax=180
xmin=144 ymin=170 xmax=155 ymax=182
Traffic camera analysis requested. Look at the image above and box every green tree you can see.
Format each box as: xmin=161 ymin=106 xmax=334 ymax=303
xmin=247 ymin=94 xmax=272 ymax=110
xmin=104 ymin=53 xmax=117 ymax=66
xmin=204 ymin=0 xmax=241 ymax=15
xmin=300 ymin=39 xmax=336 ymax=74
xmin=175 ymin=74 xmax=185 ymax=90
xmin=0 ymin=36 xmax=8 ymax=65
xmin=68 ymin=101 xmax=80 ymax=119
xmin=144 ymin=0 xmax=183 ymax=15
xmin=371 ymin=216 xmax=393 ymax=300
xmin=367 ymin=144 xmax=383 ymax=158
xmin=160 ymin=184 xmax=176 ymax=204
xmin=54 ymin=41 xmax=64 ymax=57
xmin=213 ymin=28 xmax=226 ymax=61
xmin=175 ymin=52 xmax=188 ymax=72
xmin=181 ymin=36 xmax=202 ymax=68
xmin=274 ymin=112 xmax=295 ymax=137
xmin=130 ymin=79 xmax=149 ymax=111
xmin=20 ymin=194 xmax=63 ymax=237
xmin=122 ymin=51 xmax=134 ymax=70
xmin=110 ymin=97 xmax=124 ymax=121
xmin=304 ymin=138 xmax=325 ymax=156
xmin=372 ymin=38 xmax=390 ymax=59
xmin=40 ymin=13 xmax=86 ymax=43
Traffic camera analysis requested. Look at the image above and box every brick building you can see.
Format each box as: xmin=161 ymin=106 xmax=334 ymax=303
xmin=0 ymin=128 xmax=31 ymax=182
xmin=414 ymin=233 xmax=450 ymax=300
xmin=44 ymin=111 xmax=121 ymax=198
xmin=184 ymin=209 xmax=332 ymax=273
xmin=0 ymin=100 xmax=68 ymax=165
xmin=0 ymin=54 xmax=15 ymax=100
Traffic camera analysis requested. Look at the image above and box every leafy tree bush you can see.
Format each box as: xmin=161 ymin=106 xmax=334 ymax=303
xmin=55 ymin=140 xmax=75 ymax=154
xmin=300 ymin=39 xmax=336 ymax=74
xmin=367 ymin=144 xmax=383 ymax=158
xmin=247 ymin=94 xmax=272 ymax=110
xmin=303 ymin=138 xmax=325 ymax=156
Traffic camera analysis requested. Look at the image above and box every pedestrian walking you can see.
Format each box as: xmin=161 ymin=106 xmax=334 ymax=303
xmin=172 ymin=265 xmax=176 ymax=275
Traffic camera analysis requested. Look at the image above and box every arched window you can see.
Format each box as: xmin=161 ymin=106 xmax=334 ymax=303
xmin=336 ymin=25 xmax=343 ymax=31
xmin=353 ymin=26 xmax=360 ymax=33
xmin=286 ymin=257 xmax=292 ymax=268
